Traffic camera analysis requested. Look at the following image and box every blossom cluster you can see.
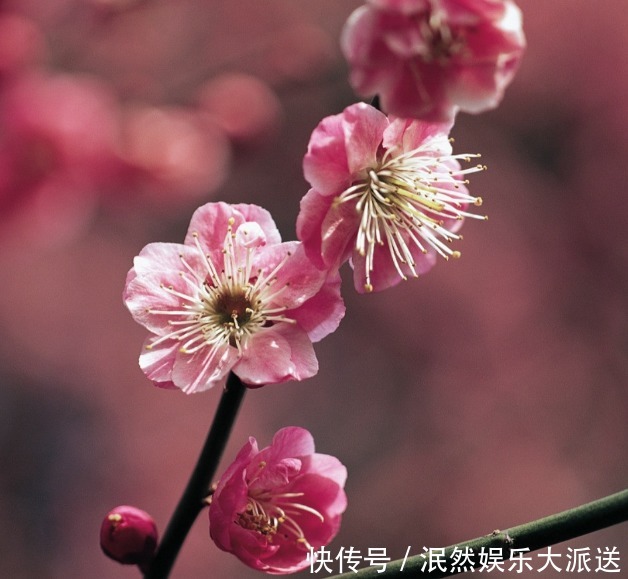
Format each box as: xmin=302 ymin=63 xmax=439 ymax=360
xmin=108 ymin=0 xmax=526 ymax=575
xmin=297 ymin=0 xmax=525 ymax=293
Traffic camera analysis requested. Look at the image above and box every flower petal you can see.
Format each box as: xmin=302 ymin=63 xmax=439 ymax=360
xmin=171 ymin=343 xmax=238 ymax=393
xmin=185 ymin=201 xmax=282 ymax=253
xmin=235 ymin=325 xmax=318 ymax=386
xmin=287 ymin=271 xmax=345 ymax=343
xmin=124 ymin=243 xmax=203 ymax=334
xmin=138 ymin=337 xmax=178 ymax=386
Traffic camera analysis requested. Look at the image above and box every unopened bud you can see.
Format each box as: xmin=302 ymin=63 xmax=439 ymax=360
xmin=100 ymin=505 xmax=158 ymax=568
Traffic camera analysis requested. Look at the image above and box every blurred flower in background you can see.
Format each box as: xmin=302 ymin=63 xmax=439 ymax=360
xmin=0 ymin=13 xmax=46 ymax=80
xmin=0 ymin=0 xmax=291 ymax=246
xmin=341 ymin=0 xmax=526 ymax=121
xmin=112 ymin=103 xmax=232 ymax=209
xmin=0 ymin=71 xmax=119 ymax=246
xmin=196 ymin=73 xmax=283 ymax=147
xmin=0 ymin=1 xmax=627 ymax=578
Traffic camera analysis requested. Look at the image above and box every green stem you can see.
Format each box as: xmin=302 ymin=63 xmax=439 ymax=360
xmin=143 ymin=372 xmax=247 ymax=579
xmin=328 ymin=488 xmax=628 ymax=578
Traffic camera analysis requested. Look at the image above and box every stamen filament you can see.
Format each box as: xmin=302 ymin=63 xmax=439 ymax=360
xmin=337 ymin=138 xmax=485 ymax=290
xmin=147 ymin=223 xmax=295 ymax=369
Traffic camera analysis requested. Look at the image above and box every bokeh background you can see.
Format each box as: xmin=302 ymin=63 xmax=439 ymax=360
xmin=0 ymin=1 xmax=626 ymax=577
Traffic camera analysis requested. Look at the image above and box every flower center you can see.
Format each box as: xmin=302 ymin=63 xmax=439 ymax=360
xmin=337 ymin=140 xmax=486 ymax=292
xmin=213 ymin=289 xmax=253 ymax=327
xmin=235 ymin=462 xmax=324 ymax=550
xmin=199 ymin=285 xmax=257 ymax=348
xmin=236 ymin=498 xmax=280 ymax=538
xmin=145 ymin=219 xmax=294 ymax=389
xmin=418 ymin=8 xmax=465 ymax=64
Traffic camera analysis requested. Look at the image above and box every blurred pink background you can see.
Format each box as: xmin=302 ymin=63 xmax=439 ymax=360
xmin=0 ymin=1 xmax=626 ymax=577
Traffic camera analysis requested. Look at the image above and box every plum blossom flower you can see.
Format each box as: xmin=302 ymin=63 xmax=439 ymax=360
xmin=209 ymin=426 xmax=347 ymax=574
xmin=124 ymin=202 xmax=344 ymax=392
xmin=341 ymin=0 xmax=526 ymax=122
xmin=297 ymin=102 xmax=486 ymax=293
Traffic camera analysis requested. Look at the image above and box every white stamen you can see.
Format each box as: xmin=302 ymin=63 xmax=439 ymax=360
xmin=337 ymin=140 xmax=486 ymax=291
xmin=146 ymin=220 xmax=294 ymax=366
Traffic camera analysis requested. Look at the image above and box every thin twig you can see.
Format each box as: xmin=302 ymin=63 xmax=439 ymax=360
xmin=143 ymin=372 xmax=247 ymax=579
xmin=326 ymin=488 xmax=628 ymax=578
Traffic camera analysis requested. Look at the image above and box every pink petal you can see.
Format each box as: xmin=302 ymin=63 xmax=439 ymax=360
xmin=296 ymin=188 xmax=334 ymax=269
xmin=384 ymin=60 xmax=455 ymax=122
xmin=303 ymin=103 xmax=386 ymax=194
xmin=185 ymin=201 xmax=281 ymax=252
xmin=129 ymin=242 xmax=192 ymax=278
xmin=124 ymin=244 xmax=202 ymax=334
xmin=341 ymin=102 xmax=388 ymax=177
xmin=234 ymin=221 xmax=266 ymax=249
xmin=227 ymin=525 xmax=280 ymax=571
xmin=235 ymin=325 xmax=318 ymax=386
xmin=253 ymin=242 xmax=325 ymax=309
xmin=171 ymin=343 xmax=238 ymax=393
xmin=302 ymin=453 xmax=349 ymax=490
xmin=220 ymin=437 xmax=259 ymax=493
xmin=248 ymin=457 xmax=302 ymax=491
xmin=138 ymin=338 xmax=178 ymax=385
xmin=384 ymin=117 xmax=453 ymax=154
xmin=288 ymin=473 xmax=346 ymax=542
xmin=270 ymin=426 xmax=316 ymax=458
xmin=319 ymin=199 xmax=362 ymax=270
xmin=341 ymin=5 xmax=398 ymax=96
xmin=209 ymin=453 xmax=254 ymax=551
xmin=302 ymin=113 xmax=350 ymax=195
xmin=352 ymin=240 xmax=437 ymax=293
xmin=288 ymin=272 xmax=345 ymax=343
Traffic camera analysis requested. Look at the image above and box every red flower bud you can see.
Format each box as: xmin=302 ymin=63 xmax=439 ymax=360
xmin=100 ymin=505 xmax=158 ymax=568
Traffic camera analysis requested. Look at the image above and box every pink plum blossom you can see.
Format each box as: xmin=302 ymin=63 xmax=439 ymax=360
xmin=297 ymin=102 xmax=485 ymax=293
xmin=341 ymin=0 xmax=526 ymax=122
xmin=124 ymin=202 xmax=345 ymax=392
xmin=209 ymin=426 xmax=347 ymax=574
